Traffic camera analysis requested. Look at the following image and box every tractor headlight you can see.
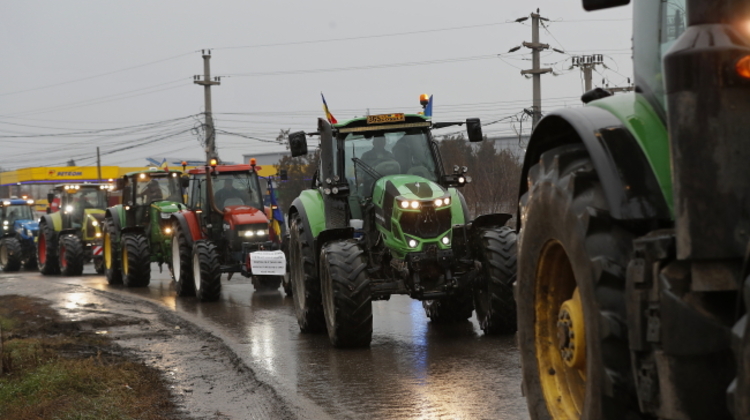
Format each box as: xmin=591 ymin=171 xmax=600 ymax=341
xmin=2 ymin=220 xmax=8 ymax=225
xmin=398 ymin=199 xmax=421 ymax=210
xmin=410 ymin=201 xmax=420 ymax=210
xmin=95 ymin=232 xmax=102 ymax=238
xmin=243 ymin=229 xmax=266 ymax=238
xmin=433 ymin=197 xmax=451 ymax=208
xmin=400 ymin=200 xmax=409 ymax=209
xmin=441 ymin=236 xmax=450 ymax=246
xmin=408 ymin=239 xmax=418 ymax=248
xmin=164 ymin=227 xmax=172 ymax=235
xmin=92 ymin=220 xmax=98 ymax=227
xmin=64 ymin=205 xmax=74 ymax=213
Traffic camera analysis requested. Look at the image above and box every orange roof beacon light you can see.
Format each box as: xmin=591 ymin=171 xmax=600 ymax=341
xmin=419 ymin=93 xmax=430 ymax=108
xmin=181 ymin=161 xmax=188 ymax=171
xmin=250 ymin=158 xmax=257 ymax=167
xmin=736 ymin=55 xmax=750 ymax=79
xmin=209 ymin=158 xmax=218 ymax=168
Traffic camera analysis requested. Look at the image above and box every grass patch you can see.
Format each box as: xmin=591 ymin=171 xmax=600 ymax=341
xmin=0 ymin=295 xmax=182 ymax=420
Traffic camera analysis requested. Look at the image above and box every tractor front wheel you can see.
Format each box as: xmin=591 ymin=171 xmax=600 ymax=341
xmin=320 ymin=240 xmax=372 ymax=348
xmin=121 ymin=233 xmax=150 ymax=287
xmin=170 ymin=222 xmax=195 ymax=297
xmin=192 ymin=240 xmax=221 ymax=301
xmin=289 ymin=213 xmax=325 ymax=333
xmin=37 ymin=221 xmax=59 ymax=275
xmin=58 ymin=235 xmax=84 ymax=276
xmin=517 ymin=144 xmax=641 ymax=420
xmin=103 ymin=218 xmax=122 ymax=285
xmin=473 ymin=225 xmax=518 ymax=335
xmin=0 ymin=237 xmax=23 ymax=272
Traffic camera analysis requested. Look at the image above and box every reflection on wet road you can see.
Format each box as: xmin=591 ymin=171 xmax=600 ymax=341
xmin=35 ymin=266 xmax=529 ymax=419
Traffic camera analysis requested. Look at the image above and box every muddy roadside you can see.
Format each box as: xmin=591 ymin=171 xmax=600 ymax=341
xmin=0 ymin=274 xmax=332 ymax=420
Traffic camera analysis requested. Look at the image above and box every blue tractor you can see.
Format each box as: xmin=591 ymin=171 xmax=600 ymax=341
xmin=0 ymin=198 xmax=39 ymax=271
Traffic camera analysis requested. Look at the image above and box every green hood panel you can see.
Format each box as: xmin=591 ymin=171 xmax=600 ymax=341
xmin=151 ymin=201 xmax=184 ymax=213
xmin=372 ymin=175 xmax=447 ymax=205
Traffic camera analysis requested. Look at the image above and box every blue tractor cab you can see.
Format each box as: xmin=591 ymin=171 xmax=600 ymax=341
xmin=0 ymin=198 xmax=39 ymax=271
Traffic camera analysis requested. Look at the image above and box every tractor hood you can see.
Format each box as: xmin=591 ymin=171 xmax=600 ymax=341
xmin=14 ymin=220 xmax=39 ymax=239
xmin=151 ymin=202 xmax=184 ymax=214
xmin=223 ymin=205 xmax=268 ymax=229
xmin=373 ymin=174 xmax=448 ymax=204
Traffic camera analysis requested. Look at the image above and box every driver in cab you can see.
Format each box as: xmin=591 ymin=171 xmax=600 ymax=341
xmin=215 ymin=179 xmax=251 ymax=209
xmin=140 ymin=179 xmax=163 ymax=203
xmin=361 ymin=136 xmax=395 ymax=168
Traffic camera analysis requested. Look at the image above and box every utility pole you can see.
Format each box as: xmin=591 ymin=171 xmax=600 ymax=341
xmin=96 ymin=147 xmax=102 ymax=184
xmin=571 ymin=55 xmax=604 ymax=92
xmin=194 ymin=50 xmax=221 ymax=162
xmin=518 ymin=10 xmax=552 ymax=128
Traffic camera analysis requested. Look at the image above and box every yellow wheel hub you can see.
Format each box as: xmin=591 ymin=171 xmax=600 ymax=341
xmin=104 ymin=232 xmax=112 ymax=269
xmin=122 ymin=245 xmax=128 ymax=275
xmin=558 ymin=289 xmax=586 ymax=370
xmin=534 ymin=240 xmax=586 ymax=419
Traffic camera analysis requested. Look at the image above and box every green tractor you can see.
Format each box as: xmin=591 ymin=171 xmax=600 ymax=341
xmin=516 ymin=0 xmax=750 ymax=419
xmin=287 ymin=111 xmax=517 ymax=348
xmin=37 ymin=183 xmax=110 ymax=276
xmin=102 ymin=169 xmax=186 ymax=287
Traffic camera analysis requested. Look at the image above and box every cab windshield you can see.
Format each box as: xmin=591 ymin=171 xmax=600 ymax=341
xmin=135 ymin=174 xmax=183 ymax=205
xmin=634 ymin=0 xmax=687 ymax=116
xmin=211 ymin=172 xmax=263 ymax=210
xmin=3 ymin=204 xmax=34 ymax=223
xmin=62 ymin=189 xmax=107 ymax=210
xmin=343 ymin=129 xmax=438 ymax=197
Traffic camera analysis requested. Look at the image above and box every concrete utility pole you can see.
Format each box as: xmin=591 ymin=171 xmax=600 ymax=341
xmin=194 ymin=50 xmax=221 ymax=162
xmin=519 ymin=10 xmax=552 ymax=128
xmin=96 ymin=147 xmax=102 ymax=183
xmin=571 ymin=55 xmax=604 ymax=92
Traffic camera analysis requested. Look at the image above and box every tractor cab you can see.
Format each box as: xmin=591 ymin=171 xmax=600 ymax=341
xmin=118 ymin=169 xmax=183 ymax=229
xmin=1 ymin=198 xmax=36 ymax=233
xmin=0 ymin=198 xmax=39 ymax=272
xmin=51 ymin=184 xmax=110 ymax=232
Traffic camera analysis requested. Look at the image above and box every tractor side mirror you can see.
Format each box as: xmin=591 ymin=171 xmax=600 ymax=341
xmin=279 ymin=169 xmax=288 ymax=181
xmin=289 ymin=131 xmax=308 ymax=157
xmin=582 ymin=0 xmax=629 ymax=10
xmin=466 ymin=118 xmax=483 ymax=142
xmin=115 ymin=178 xmax=127 ymax=191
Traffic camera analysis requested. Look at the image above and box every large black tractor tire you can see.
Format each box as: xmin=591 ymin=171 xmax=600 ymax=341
xmin=192 ymin=240 xmax=221 ymax=302
xmin=473 ymin=225 xmax=518 ymax=335
xmin=730 ymin=275 xmax=750 ymax=419
xmin=252 ymin=275 xmax=282 ymax=292
xmin=37 ymin=221 xmax=60 ymax=275
xmin=320 ymin=240 xmax=372 ymax=348
xmin=103 ymin=218 xmax=122 ymax=285
xmin=170 ymin=222 xmax=195 ymax=297
xmin=121 ymin=233 xmax=150 ymax=287
xmin=281 ymin=237 xmax=293 ymax=297
xmin=289 ymin=213 xmax=325 ymax=333
xmin=58 ymin=234 xmax=84 ymax=276
xmin=22 ymin=252 xmax=38 ymax=270
xmin=93 ymin=256 xmax=104 ymax=274
xmin=0 ymin=237 xmax=23 ymax=272
xmin=423 ymin=291 xmax=474 ymax=324
xmin=517 ymin=144 xmax=643 ymax=420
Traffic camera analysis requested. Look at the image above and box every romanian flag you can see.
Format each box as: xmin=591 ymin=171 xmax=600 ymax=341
xmin=321 ymin=93 xmax=338 ymax=124
xmin=267 ymin=178 xmax=284 ymax=237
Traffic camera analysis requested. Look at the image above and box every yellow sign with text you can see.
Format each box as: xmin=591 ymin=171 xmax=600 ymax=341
xmin=367 ymin=113 xmax=405 ymax=124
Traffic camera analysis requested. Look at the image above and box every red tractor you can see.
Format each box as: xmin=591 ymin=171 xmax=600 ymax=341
xmin=169 ymin=160 xmax=286 ymax=301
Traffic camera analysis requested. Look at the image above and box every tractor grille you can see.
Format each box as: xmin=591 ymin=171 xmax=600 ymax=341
xmin=399 ymin=206 xmax=451 ymax=239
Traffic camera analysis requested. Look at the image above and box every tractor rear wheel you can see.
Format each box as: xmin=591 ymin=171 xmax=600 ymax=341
xmin=192 ymin=240 xmax=221 ymax=301
xmin=517 ymin=144 xmax=642 ymax=420
xmin=473 ymin=225 xmax=518 ymax=335
xmin=252 ymin=275 xmax=282 ymax=292
xmin=103 ymin=218 xmax=122 ymax=285
xmin=37 ymin=221 xmax=59 ymax=275
xmin=170 ymin=222 xmax=195 ymax=297
xmin=730 ymin=274 xmax=750 ymax=418
xmin=423 ymin=292 xmax=474 ymax=324
xmin=121 ymin=233 xmax=150 ymax=287
xmin=58 ymin=234 xmax=84 ymax=276
xmin=320 ymin=240 xmax=372 ymax=348
xmin=289 ymin=213 xmax=325 ymax=333
xmin=0 ymin=237 xmax=22 ymax=272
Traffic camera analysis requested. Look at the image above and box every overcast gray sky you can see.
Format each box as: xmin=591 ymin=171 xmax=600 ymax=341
xmin=0 ymin=0 xmax=632 ymax=169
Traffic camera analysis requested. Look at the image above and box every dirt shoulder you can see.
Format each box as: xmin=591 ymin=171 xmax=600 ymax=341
xmin=0 ymin=275 xmax=309 ymax=420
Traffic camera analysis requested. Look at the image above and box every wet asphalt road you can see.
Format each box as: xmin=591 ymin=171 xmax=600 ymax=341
xmin=12 ymin=266 xmax=529 ymax=420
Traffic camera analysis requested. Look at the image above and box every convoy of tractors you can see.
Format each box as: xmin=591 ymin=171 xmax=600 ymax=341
xmin=2 ymin=0 xmax=749 ymax=418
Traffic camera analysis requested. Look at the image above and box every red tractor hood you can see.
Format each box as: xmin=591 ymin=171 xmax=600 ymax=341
xmin=223 ymin=205 xmax=268 ymax=228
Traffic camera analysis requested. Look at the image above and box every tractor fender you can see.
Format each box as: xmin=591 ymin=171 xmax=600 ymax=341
xmin=471 ymin=213 xmax=513 ymax=232
xmin=288 ymin=190 xmax=326 ymax=240
xmin=105 ymin=206 xmax=125 ymax=242
xmin=40 ymin=212 xmax=63 ymax=232
xmin=170 ymin=211 xmax=202 ymax=247
xmin=520 ymin=106 xmax=671 ymax=227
